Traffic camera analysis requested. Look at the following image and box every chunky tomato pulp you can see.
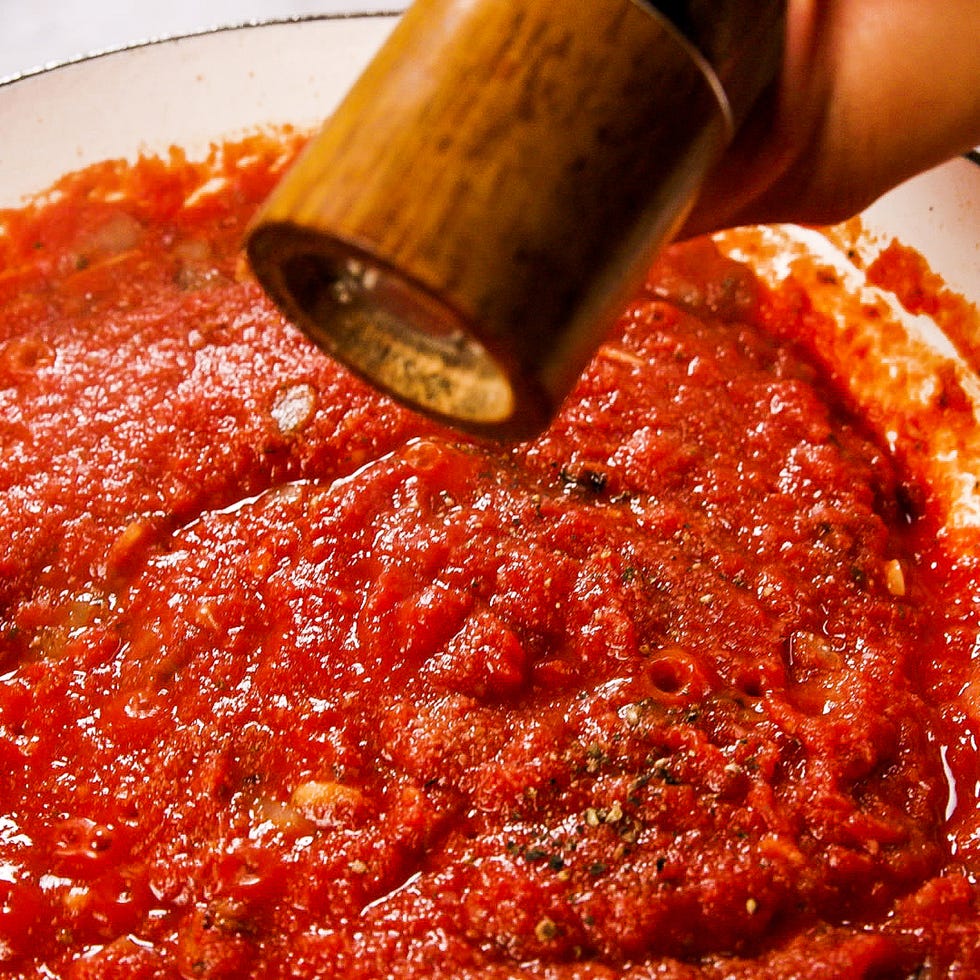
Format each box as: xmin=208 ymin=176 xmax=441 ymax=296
xmin=0 ymin=139 xmax=978 ymax=978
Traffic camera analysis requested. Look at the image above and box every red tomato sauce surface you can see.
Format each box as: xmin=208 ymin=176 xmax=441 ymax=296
xmin=0 ymin=137 xmax=978 ymax=978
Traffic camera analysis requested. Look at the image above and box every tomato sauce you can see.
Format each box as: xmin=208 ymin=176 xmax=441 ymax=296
xmin=0 ymin=137 xmax=977 ymax=978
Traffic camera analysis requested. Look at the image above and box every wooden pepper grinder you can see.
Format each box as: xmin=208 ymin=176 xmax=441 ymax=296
xmin=247 ymin=0 xmax=785 ymax=439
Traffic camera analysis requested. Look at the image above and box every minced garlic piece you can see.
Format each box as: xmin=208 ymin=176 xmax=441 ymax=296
xmin=883 ymin=558 xmax=906 ymax=597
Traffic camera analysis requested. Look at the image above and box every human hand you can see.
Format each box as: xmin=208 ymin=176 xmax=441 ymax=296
xmin=683 ymin=0 xmax=980 ymax=235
